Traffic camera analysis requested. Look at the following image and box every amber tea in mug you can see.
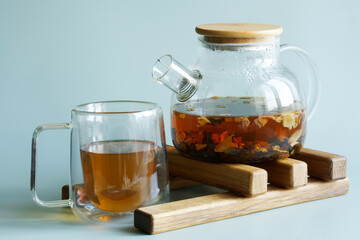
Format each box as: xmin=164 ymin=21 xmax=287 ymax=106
xmin=81 ymin=140 xmax=157 ymax=212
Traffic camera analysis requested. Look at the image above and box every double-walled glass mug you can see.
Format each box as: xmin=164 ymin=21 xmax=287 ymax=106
xmin=31 ymin=101 xmax=169 ymax=224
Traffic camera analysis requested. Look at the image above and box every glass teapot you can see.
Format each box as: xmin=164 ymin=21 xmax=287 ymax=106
xmin=152 ymin=23 xmax=320 ymax=163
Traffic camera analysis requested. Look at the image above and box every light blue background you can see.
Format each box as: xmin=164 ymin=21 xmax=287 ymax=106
xmin=0 ymin=0 xmax=359 ymax=239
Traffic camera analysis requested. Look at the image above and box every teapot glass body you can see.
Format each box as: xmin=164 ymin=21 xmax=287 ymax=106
xmin=153 ymin=27 xmax=319 ymax=163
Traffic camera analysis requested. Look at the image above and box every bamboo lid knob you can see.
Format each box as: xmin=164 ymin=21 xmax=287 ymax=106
xmin=195 ymin=23 xmax=283 ymax=43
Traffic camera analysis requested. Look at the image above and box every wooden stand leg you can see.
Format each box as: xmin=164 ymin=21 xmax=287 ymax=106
xmin=170 ymin=176 xmax=200 ymax=190
xmin=292 ymin=148 xmax=346 ymax=180
xmin=252 ymin=159 xmax=308 ymax=188
xmin=168 ymin=149 xmax=268 ymax=196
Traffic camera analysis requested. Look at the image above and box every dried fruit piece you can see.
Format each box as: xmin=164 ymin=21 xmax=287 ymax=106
xmin=254 ymin=141 xmax=269 ymax=147
xmin=196 ymin=144 xmax=207 ymax=151
xmin=212 ymin=133 xmax=221 ymax=144
xmin=234 ymin=117 xmax=250 ymax=128
xmin=189 ymin=131 xmax=204 ymax=144
xmin=254 ymin=115 xmax=274 ymax=128
xmin=216 ymin=105 xmax=227 ymax=108
xmin=276 ymin=112 xmax=299 ymax=130
xmin=272 ymin=145 xmax=281 ymax=151
xmin=176 ymin=130 xmax=187 ymax=144
xmin=290 ymin=142 xmax=302 ymax=155
xmin=197 ymin=116 xmax=211 ymax=127
xmin=234 ymin=117 xmax=243 ymax=122
xmin=283 ymin=115 xmax=297 ymax=129
xmin=233 ymin=136 xmax=242 ymax=145
xmin=242 ymin=117 xmax=250 ymax=128
xmin=254 ymin=119 xmax=262 ymax=128
xmin=214 ymin=135 xmax=238 ymax=152
xmin=288 ymin=129 xmax=302 ymax=145
xmin=220 ymin=131 xmax=229 ymax=142
xmin=254 ymin=147 xmax=268 ymax=153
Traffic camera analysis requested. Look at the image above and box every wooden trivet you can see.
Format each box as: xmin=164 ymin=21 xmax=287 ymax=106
xmin=60 ymin=147 xmax=348 ymax=234
xmin=167 ymin=147 xmax=267 ymax=196
xmin=134 ymin=147 xmax=348 ymax=234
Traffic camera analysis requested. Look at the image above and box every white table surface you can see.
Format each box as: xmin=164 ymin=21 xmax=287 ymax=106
xmin=1 ymin=170 xmax=358 ymax=240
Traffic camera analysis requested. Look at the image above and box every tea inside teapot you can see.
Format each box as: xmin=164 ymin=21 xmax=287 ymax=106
xmin=171 ymin=96 xmax=304 ymax=163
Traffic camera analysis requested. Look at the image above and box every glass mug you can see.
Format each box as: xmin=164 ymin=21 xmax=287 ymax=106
xmin=31 ymin=101 xmax=169 ymax=224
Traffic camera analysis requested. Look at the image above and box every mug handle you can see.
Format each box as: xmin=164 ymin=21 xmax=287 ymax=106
xmin=31 ymin=123 xmax=71 ymax=207
xmin=280 ymin=44 xmax=321 ymax=121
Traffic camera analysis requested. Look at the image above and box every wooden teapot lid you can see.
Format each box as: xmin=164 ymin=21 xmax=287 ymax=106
xmin=195 ymin=23 xmax=283 ymax=43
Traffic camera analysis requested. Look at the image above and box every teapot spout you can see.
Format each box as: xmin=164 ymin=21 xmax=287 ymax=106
xmin=152 ymin=54 xmax=201 ymax=102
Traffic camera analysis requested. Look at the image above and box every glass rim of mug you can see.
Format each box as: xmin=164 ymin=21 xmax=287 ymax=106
xmin=72 ymin=100 xmax=161 ymax=115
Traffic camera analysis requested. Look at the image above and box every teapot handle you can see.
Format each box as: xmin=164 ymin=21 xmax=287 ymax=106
xmin=280 ymin=44 xmax=321 ymax=121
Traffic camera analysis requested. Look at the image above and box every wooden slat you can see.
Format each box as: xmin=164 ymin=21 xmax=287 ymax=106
xmin=170 ymin=176 xmax=200 ymax=190
xmin=252 ymin=158 xmax=308 ymax=188
xmin=167 ymin=148 xmax=267 ymax=196
xmin=134 ymin=177 xmax=349 ymax=234
xmin=292 ymin=148 xmax=347 ymax=180
xmin=61 ymin=184 xmax=84 ymax=200
xmin=62 ymin=185 xmax=69 ymax=200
